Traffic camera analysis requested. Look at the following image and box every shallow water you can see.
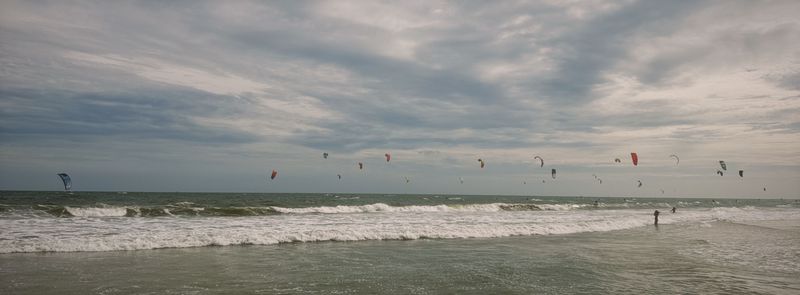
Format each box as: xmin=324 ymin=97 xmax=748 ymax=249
xmin=2 ymin=222 xmax=798 ymax=294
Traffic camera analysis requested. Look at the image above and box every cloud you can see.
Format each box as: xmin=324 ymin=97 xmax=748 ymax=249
xmin=764 ymin=67 xmax=800 ymax=91
xmin=531 ymin=0 xmax=703 ymax=103
xmin=0 ymin=88 xmax=259 ymax=144
xmin=1 ymin=0 xmax=799 ymax=196
xmin=64 ymin=52 xmax=270 ymax=96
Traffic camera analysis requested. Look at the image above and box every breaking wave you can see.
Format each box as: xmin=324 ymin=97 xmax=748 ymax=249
xmin=2 ymin=206 xmax=798 ymax=253
xmin=23 ymin=202 xmax=715 ymax=218
xmin=28 ymin=203 xmax=553 ymax=217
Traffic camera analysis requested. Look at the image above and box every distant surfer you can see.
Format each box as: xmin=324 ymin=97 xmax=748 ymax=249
xmin=593 ymin=200 xmax=598 ymax=208
xmin=671 ymin=207 xmax=676 ymax=214
xmin=654 ymin=210 xmax=660 ymax=226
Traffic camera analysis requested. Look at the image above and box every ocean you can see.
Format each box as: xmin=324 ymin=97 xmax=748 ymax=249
xmin=1 ymin=191 xmax=799 ymax=294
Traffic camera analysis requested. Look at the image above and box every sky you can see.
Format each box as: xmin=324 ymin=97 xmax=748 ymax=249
xmin=1 ymin=0 xmax=799 ymax=198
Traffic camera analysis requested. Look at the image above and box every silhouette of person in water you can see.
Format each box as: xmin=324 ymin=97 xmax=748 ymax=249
xmin=671 ymin=207 xmax=676 ymax=214
xmin=654 ymin=210 xmax=660 ymax=226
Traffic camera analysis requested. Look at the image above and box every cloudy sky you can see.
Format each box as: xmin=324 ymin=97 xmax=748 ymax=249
xmin=1 ymin=0 xmax=798 ymax=198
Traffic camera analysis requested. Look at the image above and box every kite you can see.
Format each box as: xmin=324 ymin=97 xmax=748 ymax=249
xmin=669 ymin=154 xmax=679 ymax=166
xmin=57 ymin=173 xmax=72 ymax=192
xmin=534 ymin=156 xmax=544 ymax=167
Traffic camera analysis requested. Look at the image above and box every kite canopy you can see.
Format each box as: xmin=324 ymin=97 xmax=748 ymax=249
xmin=323 ymin=152 xmax=328 ymax=159
xmin=719 ymin=161 xmax=727 ymax=171
xmin=631 ymin=153 xmax=639 ymax=166
xmin=637 ymin=180 xmax=642 ymax=188
xmin=717 ymin=170 xmax=724 ymax=176
xmin=57 ymin=173 xmax=72 ymax=192
xmin=533 ymin=156 xmax=544 ymax=167
xmin=739 ymin=170 xmax=743 ymax=178
xmin=358 ymin=162 xmax=364 ymax=170
xmin=551 ymin=168 xmax=557 ymax=179
xmin=270 ymin=170 xmax=278 ymax=180
xmin=669 ymin=154 xmax=680 ymax=165
xmin=458 ymin=177 xmax=464 ymax=184
xmin=478 ymin=158 xmax=485 ymax=168
xmin=614 ymin=158 xmax=621 ymax=163
xmin=385 ymin=153 xmax=391 ymax=163
xmin=337 ymin=174 xmax=342 ymax=180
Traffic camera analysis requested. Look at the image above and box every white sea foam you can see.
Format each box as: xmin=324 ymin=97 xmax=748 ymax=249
xmin=536 ymin=204 xmax=587 ymax=211
xmin=1 ymin=207 xmax=797 ymax=253
xmin=270 ymin=203 xmax=516 ymax=214
xmin=268 ymin=203 xmax=655 ymax=214
xmin=64 ymin=206 xmax=127 ymax=217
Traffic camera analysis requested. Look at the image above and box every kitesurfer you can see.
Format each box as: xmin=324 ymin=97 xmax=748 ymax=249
xmin=654 ymin=210 xmax=660 ymax=226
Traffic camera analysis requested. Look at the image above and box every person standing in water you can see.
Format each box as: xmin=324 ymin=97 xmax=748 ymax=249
xmin=671 ymin=207 xmax=676 ymax=213
xmin=654 ymin=210 xmax=660 ymax=226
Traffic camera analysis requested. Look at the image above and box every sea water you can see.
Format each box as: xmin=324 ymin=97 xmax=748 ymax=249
xmin=1 ymin=191 xmax=798 ymax=294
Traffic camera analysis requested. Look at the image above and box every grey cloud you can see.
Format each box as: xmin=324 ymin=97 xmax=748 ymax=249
xmin=0 ymin=88 xmax=259 ymax=144
xmin=764 ymin=70 xmax=800 ymax=91
xmin=221 ymin=29 xmax=504 ymax=105
xmin=587 ymin=98 xmax=696 ymax=129
xmin=1 ymin=1 xmax=799 ymax=196
xmin=635 ymin=22 xmax=800 ymax=87
xmin=534 ymin=0 xmax=703 ymax=103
